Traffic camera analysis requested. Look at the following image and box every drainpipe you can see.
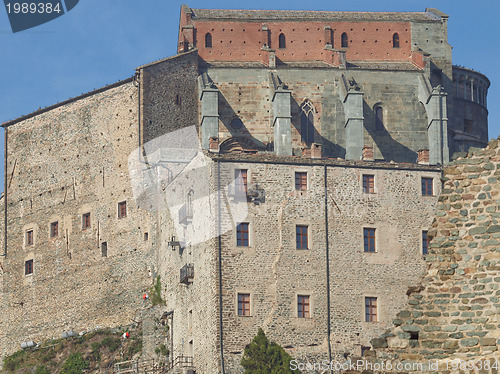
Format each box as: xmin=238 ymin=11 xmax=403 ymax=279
xmin=324 ymin=162 xmax=332 ymax=371
xmin=3 ymin=126 xmax=8 ymax=257
xmin=217 ymin=154 xmax=226 ymax=373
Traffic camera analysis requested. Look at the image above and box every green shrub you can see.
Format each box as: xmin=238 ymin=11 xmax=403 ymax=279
xmin=34 ymin=365 xmax=51 ymax=374
xmin=101 ymin=337 xmax=121 ymax=352
xmin=3 ymin=349 xmax=26 ymax=372
xmin=61 ymin=352 xmax=89 ymax=374
xmin=150 ymin=276 xmax=164 ymax=305
xmin=241 ymin=328 xmax=300 ymax=374
xmin=41 ymin=349 xmax=56 ymax=363
xmin=155 ymin=343 xmax=169 ymax=356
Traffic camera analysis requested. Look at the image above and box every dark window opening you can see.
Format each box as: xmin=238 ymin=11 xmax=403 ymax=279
xmin=409 ymin=331 xmax=419 ymax=341
xmin=230 ymin=118 xmax=244 ymax=130
xmin=363 ymin=175 xmax=375 ymax=194
xmin=237 ymin=223 xmax=249 ymax=247
xmin=279 ymin=33 xmax=286 ymax=48
xmin=238 ymin=293 xmax=250 ymax=316
xmin=296 ymin=225 xmax=308 ymax=250
xmin=50 ymin=222 xmax=59 ymax=238
xmin=118 ymin=201 xmax=127 ymax=218
xmin=295 ymin=172 xmax=307 ymax=191
xmin=375 ymin=106 xmax=384 ymax=131
xmin=364 ymin=228 xmax=376 ymax=252
xmin=464 ymin=119 xmax=474 ymax=133
xmin=82 ymin=213 xmax=91 ymax=230
xmin=144 ymin=232 xmax=149 ymax=241
xmin=205 ymin=33 xmax=212 ymax=48
xmin=361 ymin=346 xmax=370 ymax=356
xmin=422 ymin=230 xmax=429 ymax=255
xmin=421 ymin=178 xmax=433 ymax=196
xmin=341 ymin=32 xmax=348 ymax=48
xmin=392 ymin=33 xmax=400 ymax=48
xmin=298 ymin=295 xmax=310 ymax=318
xmin=365 ymin=297 xmax=377 ymax=322
xmin=175 ymin=94 xmax=181 ymax=106
xmin=25 ymin=259 xmax=33 ymax=275
xmin=101 ymin=242 xmax=108 ymax=257
xmin=300 ymin=101 xmax=314 ymax=144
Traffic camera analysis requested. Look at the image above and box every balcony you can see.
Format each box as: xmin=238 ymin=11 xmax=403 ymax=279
xmin=178 ymin=203 xmax=193 ymax=225
xmin=180 ymin=264 xmax=194 ymax=284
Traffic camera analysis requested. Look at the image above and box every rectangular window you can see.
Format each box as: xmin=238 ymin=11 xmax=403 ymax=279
xmin=238 ymin=293 xmax=250 ymax=316
xmin=101 ymin=242 xmax=108 ymax=257
xmin=422 ymin=230 xmax=429 ymax=255
xmin=26 ymin=230 xmax=34 ymax=246
xmin=363 ymin=228 xmax=376 ymax=252
xmin=237 ymin=223 xmax=249 ymax=247
xmin=298 ymin=295 xmax=310 ymax=318
xmin=144 ymin=232 xmax=149 ymax=241
xmin=365 ymin=297 xmax=377 ymax=322
xmin=235 ymin=169 xmax=248 ymax=193
xmin=82 ymin=213 xmax=91 ymax=230
xmin=25 ymin=259 xmax=33 ymax=275
xmin=421 ymin=177 xmax=433 ymax=196
xmin=50 ymin=222 xmax=58 ymax=238
xmin=296 ymin=225 xmax=309 ymax=250
xmin=118 ymin=201 xmax=127 ymax=218
xmin=295 ymin=172 xmax=307 ymax=191
xmin=363 ymin=174 xmax=375 ymax=194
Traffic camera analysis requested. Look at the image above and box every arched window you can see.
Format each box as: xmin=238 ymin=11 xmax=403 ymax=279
xmin=341 ymin=32 xmax=348 ymax=48
xmin=279 ymin=33 xmax=286 ymax=49
xmin=300 ymin=101 xmax=315 ymax=144
xmin=392 ymin=33 xmax=400 ymax=48
xmin=375 ymin=106 xmax=384 ymax=131
xmin=205 ymin=33 xmax=212 ymax=48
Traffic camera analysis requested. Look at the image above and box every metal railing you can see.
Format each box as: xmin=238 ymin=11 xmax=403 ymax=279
xmin=180 ymin=263 xmax=194 ymax=284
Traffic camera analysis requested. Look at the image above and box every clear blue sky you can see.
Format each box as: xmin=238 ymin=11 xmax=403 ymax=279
xmin=1 ymin=0 xmax=498 ymax=193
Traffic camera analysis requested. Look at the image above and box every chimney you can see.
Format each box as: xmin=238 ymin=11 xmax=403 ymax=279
xmin=311 ymin=143 xmax=322 ymax=159
xmin=417 ymin=149 xmax=429 ymax=164
xmin=209 ymin=137 xmax=219 ymax=152
xmin=302 ymin=148 xmax=311 ymax=157
xmin=362 ymin=146 xmax=374 ymax=161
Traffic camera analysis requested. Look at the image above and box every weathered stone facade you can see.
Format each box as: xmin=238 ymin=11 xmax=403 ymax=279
xmin=0 ymin=5 xmax=493 ymax=374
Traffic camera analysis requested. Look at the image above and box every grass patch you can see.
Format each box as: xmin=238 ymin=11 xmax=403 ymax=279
xmin=150 ymin=276 xmax=164 ymax=305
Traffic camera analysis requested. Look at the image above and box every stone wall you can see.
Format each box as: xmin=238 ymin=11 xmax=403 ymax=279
xmin=343 ymin=139 xmax=500 ymax=373
xmin=0 ymin=80 xmax=158 ymax=360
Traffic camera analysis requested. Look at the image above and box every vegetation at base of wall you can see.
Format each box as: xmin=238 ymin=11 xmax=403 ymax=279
xmin=1 ymin=326 xmax=142 ymax=373
xmin=155 ymin=343 xmax=169 ymax=356
xmin=241 ymin=328 xmax=301 ymax=374
xmin=150 ymin=276 xmax=164 ymax=305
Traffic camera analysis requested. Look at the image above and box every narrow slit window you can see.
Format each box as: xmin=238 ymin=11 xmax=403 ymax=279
xmin=300 ymin=101 xmax=314 ymax=144
xmin=422 ymin=230 xmax=429 ymax=255
xmin=101 ymin=242 xmax=108 ymax=257
xmin=50 ymin=222 xmax=59 ymax=238
xmin=375 ymin=106 xmax=384 ymax=131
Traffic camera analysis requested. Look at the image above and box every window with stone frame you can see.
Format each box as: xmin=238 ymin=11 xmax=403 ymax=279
xmin=205 ymin=32 xmax=212 ymax=48
xmin=279 ymin=33 xmax=286 ymax=48
xmin=300 ymin=101 xmax=314 ymax=144
xmin=365 ymin=297 xmax=377 ymax=322
xmin=25 ymin=259 xmax=33 ymax=275
xmin=421 ymin=177 xmax=433 ymax=196
xmin=295 ymin=172 xmax=307 ymax=191
xmin=26 ymin=229 xmax=34 ymax=246
xmin=118 ymin=201 xmax=127 ymax=218
xmin=341 ymin=32 xmax=348 ymax=48
xmin=82 ymin=213 xmax=91 ymax=230
xmin=235 ymin=169 xmax=248 ymax=193
xmin=238 ymin=293 xmax=250 ymax=316
xmin=392 ymin=33 xmax=400 ymax=48
xmin=237 ymin=223 xmax=249 ymax=247
xmin=363 ymin=228 xmax=376 ymax=252
xmin=296 ymin=225 xmax=308 ymax=250
xmin=298 ymin=295 xmax=310 ymax=318
xmin=362 ymin=174 xmax=375 ymax=194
